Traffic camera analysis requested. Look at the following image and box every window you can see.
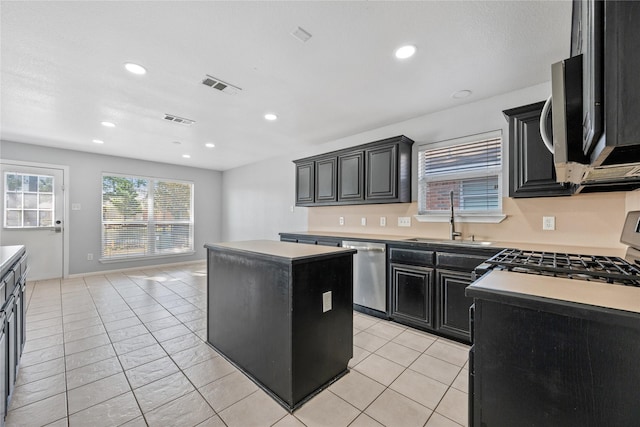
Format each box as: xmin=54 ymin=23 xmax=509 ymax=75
xmin=101 ymin=174 xmax=194 ymax=261
xmin=417 ymin=131 xmax=503 ymax=221
xmin=4 ymin=173 xmax=54 ymax=228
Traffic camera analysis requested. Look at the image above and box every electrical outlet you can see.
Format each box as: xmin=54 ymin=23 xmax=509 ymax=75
xmin=398 ymin=217 xmax=411 ymax=227
xmin=543 ymin=216 xmax=556 ymax=231
xmin=380 ymin=216 xmax=386 ymax=227
xmin=87 ymin=253 xmax=93 ymax=261
xmin=72 ymin=203 xmax=81 ymax=211
xmin=361 ymin=217 xmax=367 ymax=226
xmin=289 ymin=205 xmax=294 ymax=213
xmin=322 ymin=291 xmax=332 ymax=313
xmin=339 ymin=216 xmax=345 ymax=226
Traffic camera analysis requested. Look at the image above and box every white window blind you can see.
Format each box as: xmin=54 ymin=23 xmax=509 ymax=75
xmin=418 ymin=135 xmax=502 ymax=215
xmin=101 ymin=175 xmax=193 ymax=261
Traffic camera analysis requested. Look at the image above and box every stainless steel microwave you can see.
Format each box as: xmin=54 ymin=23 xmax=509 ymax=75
xmin=540 ymin=1 xmax=640 ymax=193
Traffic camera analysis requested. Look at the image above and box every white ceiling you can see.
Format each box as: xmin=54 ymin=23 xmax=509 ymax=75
xmin=1 ymin=1 xmax=571 ymax=171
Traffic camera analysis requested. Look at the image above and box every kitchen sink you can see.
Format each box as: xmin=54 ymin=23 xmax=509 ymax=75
xmin=404 ymin=237 xmax=493 ymax=247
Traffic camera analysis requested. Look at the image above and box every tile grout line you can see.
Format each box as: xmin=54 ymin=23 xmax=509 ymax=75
xmin=349 ymin=317 xmax=467 ymax=427
xmin=104 ymin=268 xmax=224 ymax=427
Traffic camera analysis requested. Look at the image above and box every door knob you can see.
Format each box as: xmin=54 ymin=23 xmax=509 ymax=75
xmin=54 ymin=220 xmax=62 ymax=233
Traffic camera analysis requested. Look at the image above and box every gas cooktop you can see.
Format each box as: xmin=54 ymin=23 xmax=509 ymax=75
xmin=482 ymin=248 xmax=640 ymax=287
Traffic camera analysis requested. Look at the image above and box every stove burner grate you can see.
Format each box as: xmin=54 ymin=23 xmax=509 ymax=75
xmin=485 ymin=249 xmax=640 ymax=286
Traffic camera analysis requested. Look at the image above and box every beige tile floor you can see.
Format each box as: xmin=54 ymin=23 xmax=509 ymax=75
xmin=7 ymin=262 xmax=469 ymax=427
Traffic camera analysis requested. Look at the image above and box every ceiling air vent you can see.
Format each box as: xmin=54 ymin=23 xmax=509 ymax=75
xmin=201 ymin=75 xmax=241 ymax=95
xmin=163 ymin=114 xmax=195 ymax=126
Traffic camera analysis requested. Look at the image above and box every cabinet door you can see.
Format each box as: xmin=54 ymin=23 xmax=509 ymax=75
xmin=315 ymin=157 xmax=337 ymax=203
xmin=338 ymin=152 xmax=364 ymax=202
xmin=6 ymin=297 xmax=15 ymax=402
xmin=436 ymin=269 xmax=473 ymax=341
xmin=295 ymin=162 xmax=315 ymax=205
xmin=0 ymin=319 xmax=5 ymax=420
xmin=505 ymin=102 xmax=573 ymax=198
xmin=366 ymin=144 xmax=398 ymax=200
xmin=390 ymin=264 xmax=434 ymax=328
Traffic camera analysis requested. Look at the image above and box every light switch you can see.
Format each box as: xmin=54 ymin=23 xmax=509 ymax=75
xmin=322 ymin=291 xmax=332 ymax=313
xmin=361 ymin=217 xmax=367 ymax=226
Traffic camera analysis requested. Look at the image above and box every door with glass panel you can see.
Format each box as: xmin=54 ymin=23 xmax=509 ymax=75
xmin=1 ymin=163 xmax=64 ymax=280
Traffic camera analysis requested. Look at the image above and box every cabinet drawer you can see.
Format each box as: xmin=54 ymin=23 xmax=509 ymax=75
xmin=19 ymin=254 xmax=28 ymax=278
xmin=389 ymin=248 xmax=435 ymax=266
xmin=3 ymin=270 xmax=16 ymax=298
xmin=436 ymin=253 xmax=490 ymax=271
xmin=316 ymin=239 xmax=341 ymax=247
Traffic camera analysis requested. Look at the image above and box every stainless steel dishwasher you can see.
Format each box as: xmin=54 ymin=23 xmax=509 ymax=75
xmin=341 ymin=241 xmax=386 ymax=313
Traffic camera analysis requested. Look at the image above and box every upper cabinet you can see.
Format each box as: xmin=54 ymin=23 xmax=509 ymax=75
xmin=503 ymin=102 xmax=574 ymax=198
xmin=366 ymin=144 xmax=398 ymax=200
xmin=295 ymin=161 xmax=315 ymax=205
xmin=338 ymin=152 xmax=364 ymax=202
xmin=315 ymin=157 xmax=337 ymax=203
xmin=293 ymin=135 xmax=413 ymax=207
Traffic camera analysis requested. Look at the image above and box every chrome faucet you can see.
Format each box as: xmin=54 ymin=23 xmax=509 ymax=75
xmin=450 ymin=190 xmax=461 ymax=240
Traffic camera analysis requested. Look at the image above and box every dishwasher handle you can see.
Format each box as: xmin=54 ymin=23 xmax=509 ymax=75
xmin=341 ymin=244 xmax=386 ymax=253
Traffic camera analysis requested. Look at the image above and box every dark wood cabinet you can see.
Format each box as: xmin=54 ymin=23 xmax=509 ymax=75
xmin=436 ymin=269 xmax=474 ymax=341
xmin=467 ymin=287 xmax=640 ymax=427
xmin=1 ymin=246 xmax=27 ymax=423
xmin=387 ymin=243 xmax=501 ymax=343
xmin=504 ymin=102 xmax=573 ymax=198
xmin=295 ymin=161 xmax=314 ymax=205
xmin=280 ymin=234 xmax=342 ymax=248
xmin=390 ymin=264 xmax=434 ymax=329
xmin=293 ymin=135 xmax=413 ymax=206
xmin=338 ymin=152 xmax=364 ymax=202
xmin=315 ymin=157 xmax=337 ymax=203
xmin=366 ymin=144 xmax=397 ymax=200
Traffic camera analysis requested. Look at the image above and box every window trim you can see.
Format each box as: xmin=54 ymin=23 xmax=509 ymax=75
xmin=415 ymin=130 xmax=506 ymax=224
xmin=100 ymin=172 xmax=195 ymax=262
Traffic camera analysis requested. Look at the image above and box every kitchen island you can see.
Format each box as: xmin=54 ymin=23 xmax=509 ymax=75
xmin=205 ymin=240 xmax=356 ymax=411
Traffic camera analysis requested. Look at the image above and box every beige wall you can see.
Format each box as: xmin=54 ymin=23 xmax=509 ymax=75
xmin=308 ymin=192 xmax=631 ymax=250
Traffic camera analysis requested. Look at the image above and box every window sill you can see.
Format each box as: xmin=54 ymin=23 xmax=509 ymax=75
xmin=99 ymin=251 xmax=196 ymax=264
xmin=414 ymin=213 xmax=507 ymax=224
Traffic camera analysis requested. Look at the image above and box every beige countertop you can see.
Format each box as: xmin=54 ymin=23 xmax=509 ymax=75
xmin=281 ymin=231 xmax=626 ymax=257
xmin=205 ymin=240 xmax=355 ymax=261
xmin=469 ymin=269 xmax=640 ymax=314
xmin=1 ymin=245 xmax=25 ymax=276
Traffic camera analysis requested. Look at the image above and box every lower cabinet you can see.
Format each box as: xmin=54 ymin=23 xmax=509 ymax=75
xmin=0 ymin=248 xmax=27 ymax=422
xmin=390 ymin=264 xmax=434 ymax=329
xmin=0 ymin=311 xmax=6 ymax=422
xmin=5 ymin=294 xmax=16 ymax=409
xmin=436 ymin=269 xmax=474 ymax=341
xmin=280 ymin=235 xmax=342 ymax=247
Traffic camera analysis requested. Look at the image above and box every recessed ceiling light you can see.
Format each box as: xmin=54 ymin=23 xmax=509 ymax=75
xmin=182 ymin=154 xmax=191 ymax=159
xmin=395 ymin=45 xmax=416 ymax=59
xmin=205 ymin=143 xmax=215 ymax=148
xmin=101 ymin=121 xmax=115 ymax=128
xmin=452 ymin=89 xmax=472 ymax=99
xmin=124 ymin=62 xmax=146 ymax=75
xmin=92 ymin=139 xmax=104 ymax=144
xmin=264 ymin=113 xmax=278 ymax=121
